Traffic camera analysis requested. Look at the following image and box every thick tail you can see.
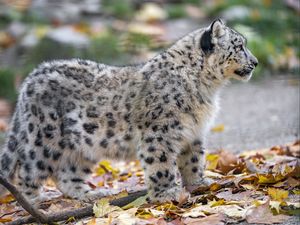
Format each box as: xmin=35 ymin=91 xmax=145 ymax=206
xmin=0 ymin=115 xmax=20 ymax=196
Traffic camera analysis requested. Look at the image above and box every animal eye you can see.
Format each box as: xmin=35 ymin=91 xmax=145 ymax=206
xmin=236 ymin=45 xmax=243 ymax=51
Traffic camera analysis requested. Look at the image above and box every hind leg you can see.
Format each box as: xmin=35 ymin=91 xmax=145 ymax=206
xmin=15 ymin=160 xmax=51 ymax=206
xmin=55 ymin=159 xmax=109 ymax=201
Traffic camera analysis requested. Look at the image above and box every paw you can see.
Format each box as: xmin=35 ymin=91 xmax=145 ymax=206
xmin=148 ymin=186 xmax=189 ymax=203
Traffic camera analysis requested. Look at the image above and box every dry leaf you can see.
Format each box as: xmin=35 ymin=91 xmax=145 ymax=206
xmin=122 ymin=195 xmax=148 ymax=210
xmin=246 ymin=199 xmax=290 ymax=224
xmin=182 ymin=213 xmax=225 ymax=225
xmin=206 ymin=154 xmax=219 ymax=171
xmin=93 ymin=199 xmax=122 ymax=218
xmin=267 ymin=187 xmax=289 ymax=202
xmin=217 ymin=150 xmax=238 ymax=174
xmin=211 ymin=124 xmax=225 ymax=132
xmin=0 ymin=195 xmax=15 ymax=204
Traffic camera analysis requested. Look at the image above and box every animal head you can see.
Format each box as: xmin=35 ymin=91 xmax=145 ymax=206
xmin=200 ymin=19 xmax=258 ymax=81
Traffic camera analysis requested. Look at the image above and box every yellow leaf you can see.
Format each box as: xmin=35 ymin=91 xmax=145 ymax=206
xmin=292 ymin=189 xmax=300 ymax=195
xmin=0 ymin=194 xmax=15 ymax=204
xmin=211 ymin=124 xmax=225 ymax=132
xmin=65 ymin=216 xmax=75 ymax=223
xmin=270 ymin=201 xmax=282 ymax=213
xmin=257 ymin=173 xmax=284 ymax=184
xmin=136 ymin=208 xmax=154 ymax=219
xmin=0 ymin=217 xmax=13 ymax=223
xmin=95 ymin=160 xmax=120 ymax=178
xmin=267 ymin=188 xmax=289 ymax=202
xmin=122 ymin=195 xmax=148 ymax=210
xmin=206 ymin=154 xmax=219 ymax=171
xmin=252 ymin=199 xmax=263 ymax=207
xmin=93 ymin=198 xmax=122 ymax=218
xmin=209 ymin=183 xmax=221 ymax=191
xmin=208 ymin=199 xmax=226 ymax=207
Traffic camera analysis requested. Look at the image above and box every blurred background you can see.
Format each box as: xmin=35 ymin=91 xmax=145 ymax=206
xmin=0 ymin=0 xmax=299 ymax=152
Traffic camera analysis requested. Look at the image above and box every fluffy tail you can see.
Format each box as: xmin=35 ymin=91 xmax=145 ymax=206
xmin=0 ymin=115 xmax=19 ymax=196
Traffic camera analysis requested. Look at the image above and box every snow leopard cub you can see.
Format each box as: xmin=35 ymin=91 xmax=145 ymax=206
xmin=0 ymin=19 xmax=257 ymax=205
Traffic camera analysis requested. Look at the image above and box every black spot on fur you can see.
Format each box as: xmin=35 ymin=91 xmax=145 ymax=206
xmin=159 ymin=152 xmax=167 ymax=162
xmin=191 ymin=155 xmax=198 ymax=163
xmin=43 ymin=147 xmax=51 ymax=158
xmin=28 ymin=123 xmax=34 ymax=133
xmin=29 ymin=150 xmax=36 ymax=160
xmin=106 ymin=130 xmax=115 ymax=138
xmin=52 ymin=151 xmax=61 ymax=161
xmin=1 ymin=153 xmax=12 ymax=171
xmin=7 ymin=136 xmax=18 ymax=152
xmin=156 ymin=171 xmax=163 ymax=178
xmin=100 ymin=139 xmax=108 ymax=148
xmin=83 ymin=123 xmax=99 ymax=134
xmin=145 ymin=157 xmax=154 ymax=164
xmin=36 ymin=160 xmax=46 ymax=171
xmin=192 ymin=167 xmax=198 ymax=173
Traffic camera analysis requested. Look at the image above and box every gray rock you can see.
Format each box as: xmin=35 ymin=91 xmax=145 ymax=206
xmin=20 ymin=28 xmax=39 ymax=48
xmin=29 ymin=0 xmax=102 ymax=23
xmin=46 ymin=26 xmax=90 ymax=48
xmin=6 ymin=22 xmax=27 ymax=39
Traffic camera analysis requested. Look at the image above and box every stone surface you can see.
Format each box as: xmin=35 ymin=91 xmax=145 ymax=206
xmin=207 ymin=76 xmax=300 ymax=153
xmin=46 ymin=26 xmax=90 ymax=48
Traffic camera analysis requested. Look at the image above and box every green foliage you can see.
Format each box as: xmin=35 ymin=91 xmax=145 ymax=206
xmin=25 ymin=37 xmax=82 ymax=65
xmin=166 ymin=4 xmax=187 ymax=19
xmin=121 ymin=32 xmax=152 ymax=53
xmin=103 ymin=0 xmax=134 ymax=20
xmin=0 ymin=69 xmax=17 ymax=102
xmin=85 ymin=31 xmax=130 ymax=64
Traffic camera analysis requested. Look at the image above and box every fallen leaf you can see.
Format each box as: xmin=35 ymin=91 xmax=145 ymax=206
xmin=206 ymin=154 xmax=219 ymax=171
xmin=267 ymin=187 xmax=289 ymax=202
xmin=0 ymin=217 xmax=13 ymax=223
xmin=182 ymin=204 xmax=206 ymax=218
xmin=246 ymin=199 xmax=290 ymax=224
xmin=211 ymin=124 xmax=225 ymax=132
xmin=122 ymin=195 xmax=148 ymax=210
xmin=0 ymin=195 xmax=15 ymax=204
xmin=217 ymin=150 xmax=239 ymax=174
xmin=182 ymin=213 xmax=225 ymax=225
xmin=93 ymin=198 xmax=122 ymax=218
xmin=269 ymin=200 xmax=281 ymax=213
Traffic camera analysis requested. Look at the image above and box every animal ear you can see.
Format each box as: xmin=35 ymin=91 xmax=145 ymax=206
xmin=200 ymin=18 xmax=226 ymax=54
xmin=211 ymin=19 xmax=226 ymax=38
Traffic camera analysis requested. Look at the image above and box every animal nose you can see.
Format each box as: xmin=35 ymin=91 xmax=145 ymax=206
xmin=251 ymin=57 xmax=258 ymax=67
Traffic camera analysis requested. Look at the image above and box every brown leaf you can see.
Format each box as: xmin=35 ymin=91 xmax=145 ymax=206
xmin=216 ymin=190 xmax=254 ymax=201
xmin=182 ymin=214 xmax=225 ymax=225
xmin=217 ymin=150 xmax=239 ymax=174
xmin=246 ymin=199 xmax=290 ymax=224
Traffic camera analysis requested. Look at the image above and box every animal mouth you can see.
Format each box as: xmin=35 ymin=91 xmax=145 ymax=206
xmin=234 ymin=67 xmax=254 ymax=77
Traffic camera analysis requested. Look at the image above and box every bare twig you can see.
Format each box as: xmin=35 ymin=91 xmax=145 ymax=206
xmin=0 ymin=175 xmax=147 ymax=225
xmin=0 ymin=175 xmax=48 ymax=223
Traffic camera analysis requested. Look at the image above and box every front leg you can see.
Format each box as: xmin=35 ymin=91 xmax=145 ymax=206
xmin=138 ymin=131 xmax=185 ymax=203
xmin=177 ymin=139 xmax=210 ymax=187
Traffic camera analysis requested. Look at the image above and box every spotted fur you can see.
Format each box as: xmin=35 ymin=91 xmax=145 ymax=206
xmin=0 ymin=19 xmax=257 ymax=204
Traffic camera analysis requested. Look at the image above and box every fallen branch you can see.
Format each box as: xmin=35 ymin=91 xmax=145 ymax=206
xmin=0 ymin=175 xmax=147 ymax=225
xmin=0 ymin=175 xmax=48 ymax=223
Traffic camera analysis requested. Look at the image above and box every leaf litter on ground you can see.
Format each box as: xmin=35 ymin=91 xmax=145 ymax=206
xmin=0 ymin=140 xmax=299 ymax=224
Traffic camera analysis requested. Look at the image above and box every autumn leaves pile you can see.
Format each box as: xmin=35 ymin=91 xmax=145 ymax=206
xmin=0 ymin=141 xmax=299 ymax=224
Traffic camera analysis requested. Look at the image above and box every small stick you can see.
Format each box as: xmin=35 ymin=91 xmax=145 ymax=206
xmin=0 ymin=174 xmax=147 ymax=225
